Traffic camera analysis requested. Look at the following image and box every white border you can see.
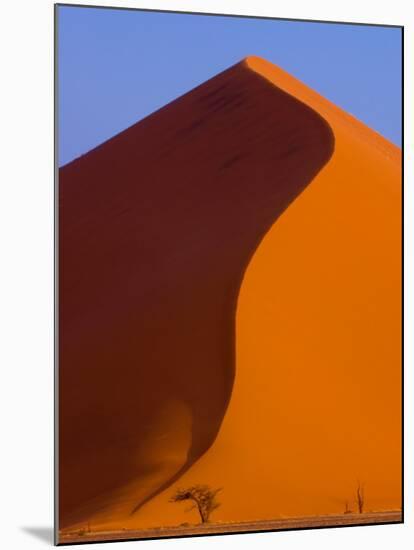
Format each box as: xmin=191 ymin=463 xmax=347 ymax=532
xmin=0 ymin=1 xmax=411 ymax=549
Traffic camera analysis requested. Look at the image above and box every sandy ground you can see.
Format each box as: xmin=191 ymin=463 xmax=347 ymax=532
xmin=59 ymin=511 xmax=402 ymax=544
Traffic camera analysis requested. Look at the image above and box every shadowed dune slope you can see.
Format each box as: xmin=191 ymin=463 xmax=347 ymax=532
xmin=122 ymin=57 xmax=400 ymax=530
xmin=59 ymin=59 xmax=334 ymax=528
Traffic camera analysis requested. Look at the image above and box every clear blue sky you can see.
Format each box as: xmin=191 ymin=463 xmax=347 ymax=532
xmin=57 ymin=6 xmax=402 ymax=167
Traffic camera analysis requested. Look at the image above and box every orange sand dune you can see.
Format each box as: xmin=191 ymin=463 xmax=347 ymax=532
xmin=59 ymin=57 xmax=401 ymax=536
xmin=59 ymin=57 xmax=333 ymax=531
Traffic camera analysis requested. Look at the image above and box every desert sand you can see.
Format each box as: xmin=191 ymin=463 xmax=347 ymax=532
xmin=60 ymin=511 xmax=402 ymax=543
xmin=59 ymin=56 xmax=401 ymax=538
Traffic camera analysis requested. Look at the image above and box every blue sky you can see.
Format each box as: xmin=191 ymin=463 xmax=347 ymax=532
xmin=57 ymin=6 xmax=402 ymax=167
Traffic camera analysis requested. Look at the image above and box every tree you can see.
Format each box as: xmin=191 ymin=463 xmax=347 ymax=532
xmin=169 ymin=485 xmax=222 ymax=524
xmin=356 ymin=481 xmax=365 ymax=513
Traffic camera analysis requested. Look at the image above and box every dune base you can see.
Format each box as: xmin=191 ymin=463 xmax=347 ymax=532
xmin=58 ymin=511 xmax=402 ymax=544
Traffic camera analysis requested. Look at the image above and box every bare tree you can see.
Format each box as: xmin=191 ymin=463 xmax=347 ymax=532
xmin=344 ymin=500 xmax=352 ymax=514
xmin=356 ymin=481 xmax=365 ymax=513
xmin=170 ymin=485 xmax=222 ymax=524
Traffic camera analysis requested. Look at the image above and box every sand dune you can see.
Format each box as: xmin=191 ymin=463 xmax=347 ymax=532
xmin=59 ymin=57 xmax=400 ymax=537
xmin=59 ymin=57 xmax=334 ymax=530
xmin=118 ymin=57 xmax=400 ymax=531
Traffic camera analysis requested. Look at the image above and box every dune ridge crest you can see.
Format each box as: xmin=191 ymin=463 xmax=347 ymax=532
xmin=245 ymin=55 xmax=400 ymax=163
